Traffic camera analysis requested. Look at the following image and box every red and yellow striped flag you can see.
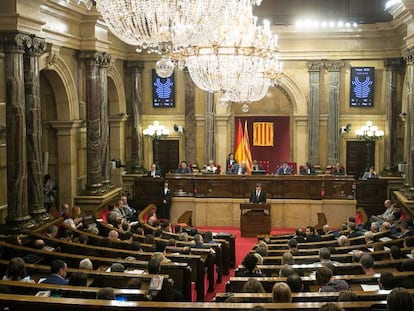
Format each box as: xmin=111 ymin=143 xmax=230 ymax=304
xmin=234 ymin=120 xmax=243 ymax=164
xmin=243 ymin=121 xmax=253 ymax=174
xmin=253 ymin=122 xmax=274 ymax=146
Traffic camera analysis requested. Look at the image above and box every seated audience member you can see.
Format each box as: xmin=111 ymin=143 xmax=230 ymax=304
xmin=318 ymin=303 xmax=345 ymax=311
xmin=226 ymin=152 xmax=237 ymax=174
xmin=242 ymin=278 xmax=265 ymax=294
xmin=305 ymin=226 xmax=321 ymax=242
xmin=147 ymin=163 xmax=161 ymax=178
xmin=2 ymin=257 xmax=33 ymax=282
xmin=71 ymin=205 xmax=84 ymax=230
xmin=401 ymin=259 xmax=414 ymax=271
xmin=61 ymin=203 xmax=70 ymax=219
xmin=272 ymin=282 xmax=292 ymax=303
xmin=79 ymin=258 xmax=93 ymax=270
xmin=379 ymin=272 xmax=394 ymax=290
xmin=108 ymin=230 xmax=120 ymax=241
xmin=361 ymin=166 xmax=378 ymax=180
xmin=230 ymin=161 xmax=247 ymax=175
xmin=360 ymin=254 xmax=375 ymax=275
xmin=331 ymin=163 xmax=345 ymax=175
xmin=399 ymin=220 xmax=414 ymax=238
xmin=319 ymin=247 xmax=339 ymax=267
xmin=45 ymin=225 xmax=58 ymax=239
xmin=253 ymin=253 xmax=263 ymax=266
xmin=370 ymin=222 xmax=380 ymax=233
xmin=191 ymin=233 xmax=211 ymax=249
xmin=68 ymin=272 xmax=87 ymax=286
xmin=127 ymin=278 xmax=142 ymax=289
xmin=300 ymin=162 xmax=316 ymax=175
xmin=251 ymin=160 xmax=264 ymax=172
xmin=404 ymin=236 xmax=414 ymax=248
xmin=337 ymin=291 xmax=357 ymax=302
xmin=96 ymin=287 xmax=115 ymax=300
xmin=279 ymin=265 xmax=295 ymax=277
xmin=204 ymin=160 xmax=219 ymax=174
xmin=316 ymin=266 xmax=349 ymax=292
xmin=281 ymin=252 xmax=294 ymax=265
xmin=364 ymin=231 xmax=375 ymax=244
xmin=110 ymin=263 xmax=125 ymax=272
xmin=288 ymin=238 xmax=299 ymax=256
xmin=287 ymin=274 xmax=304 ymax=293
xmin=255 ymin=241 xmax=268 ymax=257
xmin=40 ymin=259 xmax=69 ymax=285
xmin=293 ymin=228 xmax=306 ymax=243
xmin=60 ymin=230 xmax=74 ymax=242
xmin=176 ymin=161 xmax=191 ymax=174
xmin=275 ymin=161 xmax=292 ymax=175
xmin=387 ymin=287 xmax=413 ymax=311
xmin=337 ymin=235 xmax=350 ymax=247
xmin=369 ymin=199 xmax=394 ymax=226
xmin=236 ymin=253 xmax=263 ymax=277
xmin=347 ymin=222 xmax=363 ymax=238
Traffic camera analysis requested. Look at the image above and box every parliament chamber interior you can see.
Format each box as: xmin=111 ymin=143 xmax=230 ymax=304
xmin=1 ymin=0 xmax=414 ymax=310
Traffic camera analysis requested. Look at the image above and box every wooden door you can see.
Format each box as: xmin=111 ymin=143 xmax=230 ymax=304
xmin=346 ymin=140 xmax=375 ymax=178
xmin=156 ymin=140 xmax=179 ymax=175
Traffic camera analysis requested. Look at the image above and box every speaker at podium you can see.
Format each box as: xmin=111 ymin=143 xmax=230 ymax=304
xmin=240 ymin=203 xmax=271 ymax=237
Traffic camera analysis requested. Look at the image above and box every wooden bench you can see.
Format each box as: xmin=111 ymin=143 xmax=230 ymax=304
xmin=0 ymin=294 xmax=388 ymax=311
xmin=226 ymin=271 xmax=414 ymax=293
xmin=214 ymin=288 xmax=414 ymax=302
xmin=0 ymin=242 xmax=192 ymax=301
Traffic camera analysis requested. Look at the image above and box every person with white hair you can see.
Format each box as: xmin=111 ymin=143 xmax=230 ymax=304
xmin=79 ymin=258 xmax=93 ymax=270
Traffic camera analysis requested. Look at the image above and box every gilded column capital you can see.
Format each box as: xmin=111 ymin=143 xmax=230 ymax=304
xmin=325 ymin=60 xmax=345 ymax=72
xmin=307 ymin=61 xmax=324 ymax=71
xmin=404 ymin=47 xmax=414 ymax=65
xmin=28 ymin=36 xmax=47 ymax=56
xmin=0 ymin=32 xmax=32 ymax=53
xmin=79 ymin=51 xmax=111 ymax=67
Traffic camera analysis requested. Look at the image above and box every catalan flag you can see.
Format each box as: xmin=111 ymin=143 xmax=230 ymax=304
xmin=243 ymin=121 xmax=253 ymax=174
xmin=253 ymin=122 xmax=274 ymax=146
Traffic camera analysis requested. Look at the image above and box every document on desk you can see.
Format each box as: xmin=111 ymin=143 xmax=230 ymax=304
xmin=360 ymin=284 xmax=380 ymax=291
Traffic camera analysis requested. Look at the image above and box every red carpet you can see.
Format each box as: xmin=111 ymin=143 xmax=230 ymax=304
xmin=197 ymin=226 xmax=294 ymax=302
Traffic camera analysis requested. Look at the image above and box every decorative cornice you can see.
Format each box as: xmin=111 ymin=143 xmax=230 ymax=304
xmin=404 ymin=47 xmax=414 ymax=65
xmin=384 ymin=57 xmax=405 ymax=70
xmin=79 ymin=50 xmax=112 ymax=67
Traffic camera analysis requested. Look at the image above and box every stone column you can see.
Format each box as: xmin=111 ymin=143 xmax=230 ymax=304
xmin=384 ymin=58 xmax=404 ymax=171
xmin=24 ymin=35 xmax=49 ymax=222
xmin=49 ymin=120 xmax=84 ymax=207
xmin=126 ymin=61 xmax=145 ymax=173
xmin=307 ymin=61 xmax=324 ymax=166
xmin=2 ymin=33 xmax=35 ymax=230
xmin=184 ymin=71 xmax=196 ymax=164
xmin=79 ymin=51 xmax=105 ymax=194
xmin=99 ymin=53 xmax=112 ymax=190
xmin=204 ymin=92 xmax=216 ymax=163
xmin=404 ymin=49 xmax=414 ymax=193
xmin=325 ymin=61 xmax=345 ymax=165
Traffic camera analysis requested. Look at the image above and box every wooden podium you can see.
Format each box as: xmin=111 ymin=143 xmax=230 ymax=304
xmin=240 ymin=203 xmax=271 ymax=237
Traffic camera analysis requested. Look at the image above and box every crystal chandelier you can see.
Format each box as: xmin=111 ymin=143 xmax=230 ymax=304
xmin=355 ymin=121 xmax=384 ymax=141
xmin=94 ymin=0 xmax=229 ymax=55
xmin=143 ymin=121 xmax=170 ymax=141
xmin=175 ymin=2 xmax=280 ymax=94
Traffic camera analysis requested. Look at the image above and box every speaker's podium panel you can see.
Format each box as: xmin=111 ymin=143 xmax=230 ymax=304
xmin=240 ymin=203 xmax=271 ymax=237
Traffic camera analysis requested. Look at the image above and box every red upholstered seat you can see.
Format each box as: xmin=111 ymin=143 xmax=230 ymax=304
xmin=257 ymin=160 xmax=270 ymax=174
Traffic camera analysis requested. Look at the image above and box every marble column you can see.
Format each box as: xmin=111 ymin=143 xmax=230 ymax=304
xmin=184 ymin=71 xmax=196 ymax=164
xmin=384 ymin=58 xmax=404 ymax=171
xmin=404 ymin=49 xmax=414 ymax=194
xmin=79 ymin=51 xmax=105 ymax=194
xmin=325 ymin=61 xmax=344 ymax=165
xmin=126 ymin=61 xmax=145 ymax=173
xmin=307 ymin=61 xmax=324 ymax=166
xmin=99 ymin=53 xmax=112 ymax=190
xmin=2 ymin=33 xmax=35 ymax=230
xmin=24 ymin=35 xmax=50 ymax=222
xmin=204 ymin=92 xmax=216 ymax=162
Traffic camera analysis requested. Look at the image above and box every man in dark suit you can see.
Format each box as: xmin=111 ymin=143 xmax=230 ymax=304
xmin=249 ymin=183 xmax=266 ymax=203
xmin=159 ymin=180 xmax=172 ymax=219
xmin=40 ymin=259 xmax=69 ymax=285
xmin=147 ymin=163 xmax=161 ymax=178
xmin=276 ymin=161 xmax=292 ymax=175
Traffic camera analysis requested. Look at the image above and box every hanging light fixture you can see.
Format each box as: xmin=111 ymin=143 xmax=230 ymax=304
xmin=175 ymin=2 xmax=280 ymax=95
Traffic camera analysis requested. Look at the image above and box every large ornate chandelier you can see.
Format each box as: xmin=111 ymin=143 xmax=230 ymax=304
xmin=175 ymin=2 xmax=280 ymax=95
xmin=94 ymin=0 xmax=229 ymax=55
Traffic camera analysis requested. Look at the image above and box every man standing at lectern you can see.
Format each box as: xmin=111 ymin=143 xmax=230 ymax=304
xmin=250 ymin=183 xmax=267 ymax=204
